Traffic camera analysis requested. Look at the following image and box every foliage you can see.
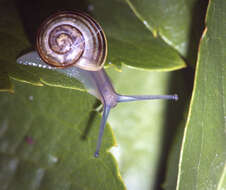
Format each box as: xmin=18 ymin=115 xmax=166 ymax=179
xmin=0 ymin=0 xmax=225 ymax=189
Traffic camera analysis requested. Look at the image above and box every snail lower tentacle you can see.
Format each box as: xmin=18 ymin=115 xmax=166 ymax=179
xmin=17 ymin=10 xmax=178 ymax=158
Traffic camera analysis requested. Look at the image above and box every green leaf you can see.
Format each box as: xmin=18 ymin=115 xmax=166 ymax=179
xmin=0 ymin=81 xmax=125 ymax=189
xmin=0 ymin=0 xmax=186 ymax=92
xmin=89 ymin=0 xmax=186 ymax=71
xmin=0 ymin=0 xmax=206 ymax=189
xmin=12 ymin=65 xmax=86 ymax=91
xmin=124 ymin=0 xmax=200 ymax=58
xmin=0 ymin=70 xmax=13 ymax=93
xmin=107 ymin=66 xmax=182 ymax=190
xmin=0 ymin=0 xmax=30 ymax=91
xmin=176 ymin=0 xmax=226 ymax=189
xmin=0 ymin=1 xmax=87 ymax=91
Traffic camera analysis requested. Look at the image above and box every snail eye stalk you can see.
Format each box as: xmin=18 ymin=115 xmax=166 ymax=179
xmin=94 ymin=93 xmax=178 ymax=157
xmin=117 ymin=94 xmax=178 ymax=102
xmin=16 ymin=11 xmax=179 ymax=158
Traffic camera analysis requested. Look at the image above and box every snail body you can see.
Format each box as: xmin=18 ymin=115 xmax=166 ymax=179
xmin=17 ymin=11 xmax=178 ymax=157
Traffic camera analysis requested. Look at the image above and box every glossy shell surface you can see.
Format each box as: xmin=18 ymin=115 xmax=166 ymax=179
xmin=36 ymin=11 xmax=107 ymax=71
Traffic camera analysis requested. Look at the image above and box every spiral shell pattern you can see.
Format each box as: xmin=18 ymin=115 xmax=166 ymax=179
xmin=36 ymin=11 xmax=107 ymax=71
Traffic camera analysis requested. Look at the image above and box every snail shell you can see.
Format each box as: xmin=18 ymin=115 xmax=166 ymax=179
xmin=36 ymin=11 xmax=107 ymax=71
xmin=17 ymin=11 xmax=178 ymax=158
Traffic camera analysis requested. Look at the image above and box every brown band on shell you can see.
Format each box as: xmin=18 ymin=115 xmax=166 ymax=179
xmin=36 ymin=11 xmax=107 ymax=71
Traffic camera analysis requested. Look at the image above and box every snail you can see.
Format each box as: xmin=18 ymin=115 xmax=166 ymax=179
xmin=17 ymin=11 xmax=178 ymax=157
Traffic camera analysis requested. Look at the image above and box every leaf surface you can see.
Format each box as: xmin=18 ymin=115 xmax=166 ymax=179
xmin=125 ymin=0 xmax=199 ymax=58
xmin=176 ymin=0 xmax=226 ymax=189
xmin=0 ymin=82 xmax=125 ymax=190
xmin=107 ymin=66 xmax=182 ymax=190
xmin=0 ymin=0 xmax=186 ymax=91
xmin=89 ymin=0 xmax=186 ymax=71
